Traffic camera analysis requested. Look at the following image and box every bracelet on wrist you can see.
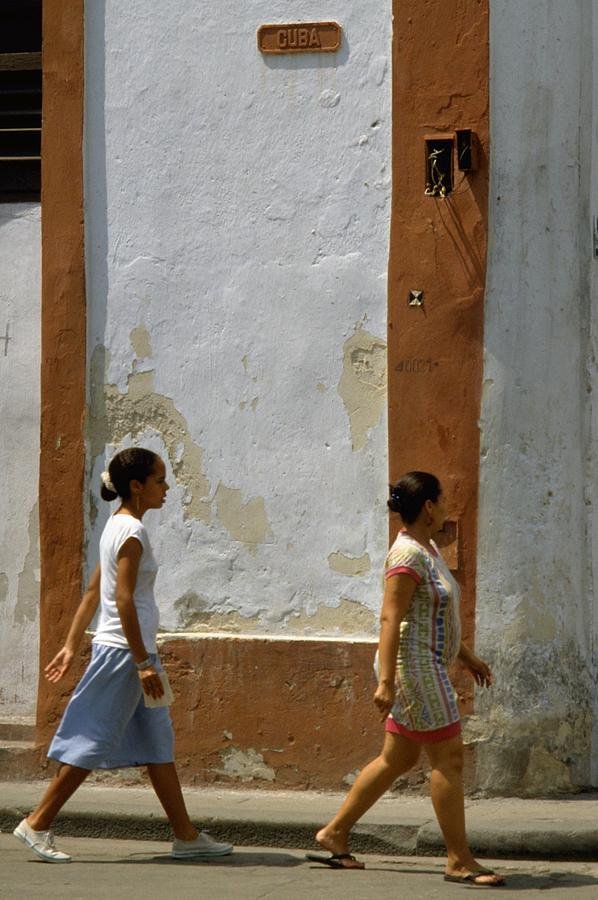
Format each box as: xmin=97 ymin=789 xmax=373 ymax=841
xmin=135 ymin=657 xmax=152 ymax=671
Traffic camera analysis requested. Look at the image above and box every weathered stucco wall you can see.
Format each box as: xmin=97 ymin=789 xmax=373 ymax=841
xmin=476 ymin=0 xmax=595 ymax=794
xmin=161 ymin=634 xmax=387 ymax=788
xmin=591 ymin=2 xmax=598 ymax=790
xmin=0 ymin=204 xmax=41 ymax=717
xmin=84 ymin=1 xmax=391 ymax=636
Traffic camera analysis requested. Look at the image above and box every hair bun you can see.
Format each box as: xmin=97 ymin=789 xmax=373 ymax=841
xmin=390 ymin=485 xmax=403 ymax=504
xmin=101 ymin=470 xmax=116 ymax=493
xmin=387 ymin=472 xmax=441 ymax=523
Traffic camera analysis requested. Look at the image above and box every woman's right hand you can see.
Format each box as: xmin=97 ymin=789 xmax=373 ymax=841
xmin=44 ymin=647 xmax=75 ymax=683
xmin=138 ymin=666 xmax=164 ymax=699
xmin=374 ymin=680 xmax=396 ymax=722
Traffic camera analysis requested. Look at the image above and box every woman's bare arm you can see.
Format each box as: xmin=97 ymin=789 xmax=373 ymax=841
xmin=44 ymin=565 xmax=101 ymax=683
xmin=115 ymin=537 xmax=163 ymax=698
xmin=374 ymin=574 xmax=417 ymax=720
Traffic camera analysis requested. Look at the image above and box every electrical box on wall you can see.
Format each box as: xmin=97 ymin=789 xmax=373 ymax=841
xmin=424 ymin=130 xmax=478 ymax=197
xmin=424 ymin=135 xmax=453 ymax=198
xmin=456 ymin=129 xmax=478 ymax=171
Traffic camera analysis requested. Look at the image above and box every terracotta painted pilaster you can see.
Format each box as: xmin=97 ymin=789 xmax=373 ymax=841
xmin=37 ymin=0 xmax=86 ymax=746
xmin=388 ymin=0 xmax=489 ymax=708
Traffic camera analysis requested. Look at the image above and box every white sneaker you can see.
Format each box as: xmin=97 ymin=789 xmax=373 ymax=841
xmin=171 ymin=831 xmax=234 ymax=858
xmin=13 ymin=818 xmax=72 ymax=863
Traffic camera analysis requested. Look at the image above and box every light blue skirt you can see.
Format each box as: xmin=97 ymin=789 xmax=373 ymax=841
xmin=48 ymin=644 xmax=174 ymax=769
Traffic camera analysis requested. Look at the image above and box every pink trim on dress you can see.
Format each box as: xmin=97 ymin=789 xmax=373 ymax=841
xmin=385 ymin=717 xmax=461 ymax=743
xmin=385 ymin=565 xmax=422 ymax=583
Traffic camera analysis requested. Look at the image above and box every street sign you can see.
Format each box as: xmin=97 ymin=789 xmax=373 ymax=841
xmin=257 ymin=22 xmax=342 ymax=55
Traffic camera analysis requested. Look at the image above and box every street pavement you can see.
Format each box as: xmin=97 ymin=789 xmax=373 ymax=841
xmin=2 ymin=836 xmax=598 ymax=899
xmin=2 ymin=780 xmax=598 ymax=860
xmin=2 ymin=780 xmax=598 ymax=898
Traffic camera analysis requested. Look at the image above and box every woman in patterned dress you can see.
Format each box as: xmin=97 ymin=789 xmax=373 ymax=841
xmin=311 ymin=472 xmax=504 ymax=887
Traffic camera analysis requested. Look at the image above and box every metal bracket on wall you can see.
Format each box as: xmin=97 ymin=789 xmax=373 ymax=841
xmin=408 ymin=290 xmax=424 ymax=306
xmin=455 ymin=129 xmax=478 ymax=171
xmin=593 ymin=216 xmax=598 ymax=258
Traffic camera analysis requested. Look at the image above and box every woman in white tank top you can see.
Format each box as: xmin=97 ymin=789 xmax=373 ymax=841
xmin=13 ymin=447 xmax=233 ymax=864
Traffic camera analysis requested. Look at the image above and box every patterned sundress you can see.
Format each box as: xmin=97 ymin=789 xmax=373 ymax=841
xmin=382 ymin=531 xmax=462 ymax=742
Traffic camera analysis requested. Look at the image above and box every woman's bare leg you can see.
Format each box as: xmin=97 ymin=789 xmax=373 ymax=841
xmin=27 ymin=764 xmax=90 ymax=831
xmin=426 ymin=735 xmax=503 ymax=886
xmin=315 ymin=732 xmax=421 ymax=867
xmin=146 ymin=762 xmax=198 ymax=841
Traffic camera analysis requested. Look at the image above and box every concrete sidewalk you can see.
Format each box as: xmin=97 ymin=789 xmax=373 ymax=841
xmin=1 ymin=781 xmax=598 ymax=861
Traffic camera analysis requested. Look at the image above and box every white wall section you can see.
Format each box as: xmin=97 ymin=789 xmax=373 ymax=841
xmin=477 ymin=0 xmax=596 ymax=792
xmin=84 ymin=2 xmax=392 ymax=636
xmin=0 ymin=204 xmax=40 ymax=717
xmin=588 ymin=1 xmax=598 ymax=787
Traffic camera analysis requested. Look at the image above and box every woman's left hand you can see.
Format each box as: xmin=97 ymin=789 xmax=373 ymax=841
xmin=463 ymin=654 xmax=493 ymax=688
xmin=138 ymin=666 xmax=164 ymax=699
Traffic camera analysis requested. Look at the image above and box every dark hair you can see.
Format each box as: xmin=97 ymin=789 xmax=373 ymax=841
xmin=101 ymin=448 xmax=159 ymax=501
xmin=388 ymin=471 xmax=441 ymax=524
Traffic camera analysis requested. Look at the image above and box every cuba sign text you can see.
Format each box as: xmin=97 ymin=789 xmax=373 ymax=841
xmin=257 ymin=22 xmax=342 ymax=55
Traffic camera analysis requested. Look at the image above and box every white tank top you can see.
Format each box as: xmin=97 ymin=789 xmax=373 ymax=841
xmin=93 ymin=514 xmax=160 ymax=654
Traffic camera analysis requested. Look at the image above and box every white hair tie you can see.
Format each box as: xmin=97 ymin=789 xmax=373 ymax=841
xmin=101 ymin=470 xmax=116 ymax=493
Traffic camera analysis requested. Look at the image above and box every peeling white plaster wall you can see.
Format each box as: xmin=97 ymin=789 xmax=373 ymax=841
xmin=588 ymin=1 xmax=598 ymax=788
xmin=0 ymin=204 xmax=40 ymax=717
xmin=84 ymin=2 xmax=391 ymax=636
xmin=477 ymin=0 xmax=595 ymax=792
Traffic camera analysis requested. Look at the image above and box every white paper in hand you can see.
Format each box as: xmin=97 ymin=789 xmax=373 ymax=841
xmin=143 ymin=671 xmax=174 ymax=708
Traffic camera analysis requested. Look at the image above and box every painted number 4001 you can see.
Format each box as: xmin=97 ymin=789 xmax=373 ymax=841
xmin=395 ymin=358 xmax=439 ymax=374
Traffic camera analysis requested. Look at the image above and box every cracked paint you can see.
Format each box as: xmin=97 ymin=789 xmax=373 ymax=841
xmin=174 ymin=590 xmax=211 ymax=629
xmin=521 ymin=746 xmax=574 ymax=795
xmin=239 ymin=397 xmax=259 ymax=412
xmin=502 ymin=597 xmax=558 ymax=644
xmin=474 ymin=641 xmax=591 ymax=795
xmin=343 ymin=768 xmax=361 ymax=785
xmin=88 ymin=490 xmax=98 ymax=526
xmin=219 ymin=746 xmax=276 ymax=782
xmin=89 ymin=347 xmax=273 ymax=545
xmin=337 ymin=329 xmax=387 ymax=451
xmin=328 ymin=550 xmax=371 ymax=577
xmin=129 ymin=324 xmax=152 ymax=358
xmin=172 ymin=599 xmax=261 ymax=633
xmin=289 ymin=597 xmax=377 ymax=635
xmin=171 ymin=596 xmax=377 ymax=636
xmin=89 ymin=346 xmax=211 ymax=523
xmin=15 ymin=502 xmax=39 ymax=624
xmin=214 ymin=482 xmax=273 ymax=554
xmin=0 ymin=572 xmax=8 ymax=604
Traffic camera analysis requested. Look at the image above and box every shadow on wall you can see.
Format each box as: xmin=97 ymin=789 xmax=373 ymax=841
xmin=434 ymin=141 xmax=488 ymax=291
xmin=84 ymin=0 xmax=109 ymax=505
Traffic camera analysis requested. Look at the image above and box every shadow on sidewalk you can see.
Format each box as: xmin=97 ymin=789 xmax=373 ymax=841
xmin=76 ymin=849 xmax=304 ymax=867
xmin=391 ymin=866 xmax=598 ymax=892
xmin=491 ymin=871 xmax=598 ymax=892
xmin=373 ymin=861 xmax=598 ymax=891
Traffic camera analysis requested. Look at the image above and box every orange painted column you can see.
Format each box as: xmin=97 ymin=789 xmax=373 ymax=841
xmin=37 ymin=0 xmax=86 ymax=745
xmin=388 ymin=0 xmax=489 ymax=706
